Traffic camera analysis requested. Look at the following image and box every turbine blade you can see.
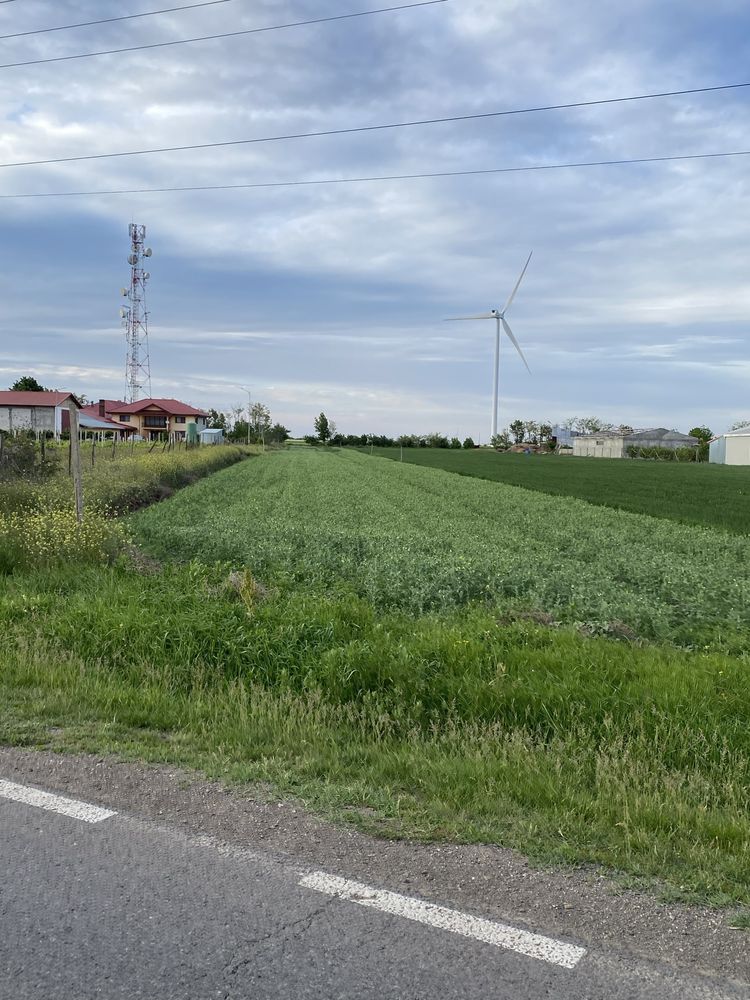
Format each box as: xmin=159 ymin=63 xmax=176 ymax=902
xmin=502 ymin=250 xmax=533 ymax=315
xmin=501 ymin=316 xmax=531 ymax=374
xmin=444 ymin=313 xmax=495 ymax=321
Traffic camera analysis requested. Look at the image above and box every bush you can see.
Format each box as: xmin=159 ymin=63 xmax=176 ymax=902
xmin=462 ymin=437 xmax=475 ymax=450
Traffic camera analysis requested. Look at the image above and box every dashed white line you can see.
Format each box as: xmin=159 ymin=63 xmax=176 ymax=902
xmin=299 ymin=871 xmax=586 ymax=970
xmin=0 ymin=779 xmax=116 ymax=824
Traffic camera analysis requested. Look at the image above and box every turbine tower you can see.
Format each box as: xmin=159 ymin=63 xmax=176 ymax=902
xmin=120 ymin=223 xmax=153 ymax=403
xmin=446 ymin=252 xmax=533 ymax=441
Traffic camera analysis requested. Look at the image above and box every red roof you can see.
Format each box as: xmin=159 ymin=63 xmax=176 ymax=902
xmin=0 ymin=391 xmax=80 ymax=408
xmin=80 ymin=399 xmax=127 ymax=418
xmin=112 ymin=397 xmax=208 ymax=417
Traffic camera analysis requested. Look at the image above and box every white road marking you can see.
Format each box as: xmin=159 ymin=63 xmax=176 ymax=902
xmin=299 ymin=871 xmax=586 ymax=970
xmin=0 ymin=779 xmax=116 ymax=824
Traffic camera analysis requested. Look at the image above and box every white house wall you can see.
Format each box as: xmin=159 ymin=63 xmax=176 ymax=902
xmin=726 ymin=435 xmax=750 ymax=466
xmin=0 ymin=406 xmax=56 ymax=433
xmin=573 ymin=438 xmax=625 ymax=459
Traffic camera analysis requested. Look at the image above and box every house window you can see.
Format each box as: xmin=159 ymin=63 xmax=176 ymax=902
xmin=596 ymin=440 xmax=604 ymax=446
xmin=176 ymin=416 xmax=186 ymax=424
xmin=119 ymin=414 xmax=130 ymax=422
xmin=144 ymin=415 xmax=167 ymax=428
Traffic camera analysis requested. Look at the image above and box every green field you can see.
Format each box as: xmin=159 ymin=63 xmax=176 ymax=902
xmin=1 ymin=448 xmax=749 ymax=908
xmin=367 ymin=448 xmax=750 ymax=534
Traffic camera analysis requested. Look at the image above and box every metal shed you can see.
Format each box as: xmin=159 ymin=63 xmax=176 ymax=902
xmin=709 ymin=430 xmax=750 ymax=466
xmin=199 ymin=428 xmax=224 ymax=445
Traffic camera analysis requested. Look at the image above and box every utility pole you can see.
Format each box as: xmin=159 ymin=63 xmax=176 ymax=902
xmin=239 ymin=386 xmax=251 ymax=445
xmin=121 ymin=223 xmax=153 ymax=403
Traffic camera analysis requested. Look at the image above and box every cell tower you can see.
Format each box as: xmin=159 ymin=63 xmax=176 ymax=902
xmin=120 ymin=223 xmax=153 ymax=402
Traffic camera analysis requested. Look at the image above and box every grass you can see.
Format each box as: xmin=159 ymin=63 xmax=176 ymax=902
xmin=367 ymin=447 xmax=750 ymax=534
xmin=1 ymin=448 xmax=748 ymax=907
xmin=0 ymin=442 xmax=254 ymax=572
xmin=1 ymin=560 xmax=748 ymax=905
xmin=134 ymin=448 xmax=750 ymax=649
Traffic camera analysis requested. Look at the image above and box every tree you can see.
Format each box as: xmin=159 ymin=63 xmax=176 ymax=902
xmin=250 ymin=402 xmax=272 ymax=441
xmin=10 ymin=375 xmax=46 ymax=392
xmin=523 ymin=420 xmax=539 ymax=445
xmin=462 ymin=437 xmax=475 ymax=449
xmin=689 ymin=426 xmax=713 ymax=443
xmin=267 ymin=422 xmax=290 ymax=444
xmin=207 ymin=408 xmax=227 ymax=430
xmin=491 ymin=431 xmax=510 ymax=449
xmin=314 ymin=412 xmax=331 ymax=444
xmin=538 ymin=421 xmax=553 ymax=443
xmin=449 ymin=436 xmax=461 ymax=449
xmin=509 ymin=419 xmax=525 ymax=444
xmin=729 ymin=420 xmax=750 ymax=432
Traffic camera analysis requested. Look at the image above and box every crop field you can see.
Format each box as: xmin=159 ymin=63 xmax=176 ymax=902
xmin=135 ymin=448 xmax=750 ymax=649
xmin=1 ymin=447 xmax=749 ymax=909
xmin=367 ymin=447 xmax=750 ymax=534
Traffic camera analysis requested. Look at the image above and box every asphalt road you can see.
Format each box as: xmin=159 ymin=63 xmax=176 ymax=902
xmin=2 ymin=770 xmax=748 ymax=1000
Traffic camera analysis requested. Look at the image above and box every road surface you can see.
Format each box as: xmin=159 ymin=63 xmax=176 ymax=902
xmin=1 ymin=752 xmax=747 ymax=999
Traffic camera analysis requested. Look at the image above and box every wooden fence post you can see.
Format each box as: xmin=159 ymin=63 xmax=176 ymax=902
xmin=68 ymin=406 xmax=84 ymax=523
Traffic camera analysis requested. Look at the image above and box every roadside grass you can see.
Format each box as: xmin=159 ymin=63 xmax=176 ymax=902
xmin=1 ymin=562 xmax=749 ymax=905
xmin=366 ymin=448 xmax=750 ymax=534
xmin=0 ymin=442 xmax=255 ymax=516
xmin=0 ymin=444 xmax=254 ymax=572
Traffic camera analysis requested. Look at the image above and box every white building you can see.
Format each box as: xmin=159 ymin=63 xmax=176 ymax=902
xmin=709 ymin=430 xmax=750 ymax=466
xmin=0 ymin=390 xmax=80 ymax=437
xmin=573 ymin=428 xmax=699 ymax=459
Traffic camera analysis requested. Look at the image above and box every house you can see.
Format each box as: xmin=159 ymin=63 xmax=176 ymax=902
xmin=0 ymin=390 xmax=80 ymax=438
xmin=709 ymin=429 xmax=750 ymax=466
xmin=573 ymin=428 xmax=699 ymax=459
xmin=106 ymin=398 xmax=209 ymax=441
xmin=78 ymin=400 xmax=135 ymax=439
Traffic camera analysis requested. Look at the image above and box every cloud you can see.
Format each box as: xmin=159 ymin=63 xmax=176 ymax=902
xmin=1 ymin=0 xmax=749 ymax=436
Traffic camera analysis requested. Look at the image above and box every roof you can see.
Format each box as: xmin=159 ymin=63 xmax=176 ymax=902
xmin=78 ymin=415 xmax=132 ymax=431
xmin=0 ymin=390 xmax=80 ymax=408
xmin=112 ymin=397 xmax=208 ymax=417
xmin=80 ymin=400 xmax=127 ymax=417
xmin=627 ymin=427 xmax=698 ymax=443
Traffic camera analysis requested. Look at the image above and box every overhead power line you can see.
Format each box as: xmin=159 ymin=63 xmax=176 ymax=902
xmin=2 ymin=80 xmax=749 ymax=170
xmin=2 ymin=148 xmax=748 ymax=199
xmin=0 ymin=1 xmax=235 ymax=41
xmin=0 ymin=1 xmax=450 ymax=70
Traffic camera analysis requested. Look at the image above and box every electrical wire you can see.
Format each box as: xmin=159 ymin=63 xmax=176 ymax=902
xmin=0 ymin=1 xmax=235 ymax=41
xmin=1 ymin=148 xmax=748 ymax=199
xmin=0 ymin=1 xmax=450 ymax=69
xmin=2 ymin=80 xmax=749 ymax=170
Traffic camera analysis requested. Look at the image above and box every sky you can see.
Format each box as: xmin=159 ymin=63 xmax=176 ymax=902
xmin=0 ymin=0 xmax=749 ymax=440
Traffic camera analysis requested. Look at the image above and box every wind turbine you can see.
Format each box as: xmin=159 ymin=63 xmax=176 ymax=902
xmin=446 ymin=252 xmax=533 ymax=441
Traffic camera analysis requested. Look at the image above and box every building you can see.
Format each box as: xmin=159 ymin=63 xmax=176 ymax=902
xmin=709 ymin=430 xmax=750 ymax=466
xmin=573 ymin=428 xmax=699 ymax=459
xmin=106 ymin=398 xmax=209 ymax=441
xmin=0 ymin=390 xmax=80 ymax=437
xmin=199 ymin=427 xmax=224 ymax=445
xmin=573 ymin=431 xmax=627 ymax=459
xmin=551 ymin=425 xmax=580 ymax=450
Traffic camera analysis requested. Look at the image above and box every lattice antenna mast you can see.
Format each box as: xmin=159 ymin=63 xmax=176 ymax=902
xmin=120 ymin=223 xmax=153 ymax=402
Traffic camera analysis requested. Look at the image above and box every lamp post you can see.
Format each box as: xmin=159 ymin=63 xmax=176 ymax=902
xmin=238 ymin=385 xmax=251 ymax=446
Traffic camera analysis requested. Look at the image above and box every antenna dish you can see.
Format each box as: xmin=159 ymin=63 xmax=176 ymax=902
xmin=128 ymin=253 xmax=138 ymax=265
xmin=119 ymin=307 xmax=128 ymax=318
xmin=120 ymin=287 xmax=128 ymax=296
xmin=143 ymin=272 xmax=150 ymax=280
xmin=144 ymin=248 xmax=153 ymax=257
